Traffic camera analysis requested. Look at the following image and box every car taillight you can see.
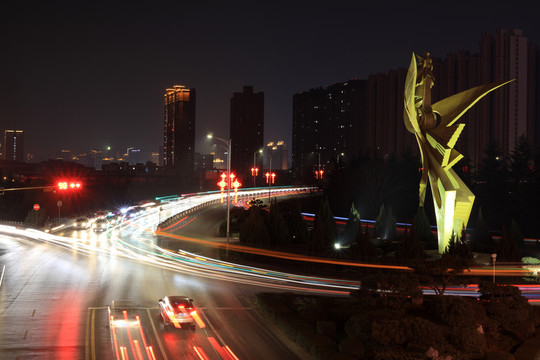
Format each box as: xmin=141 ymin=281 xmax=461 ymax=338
xmin=190 ymin=310 xmax=197 ymax=316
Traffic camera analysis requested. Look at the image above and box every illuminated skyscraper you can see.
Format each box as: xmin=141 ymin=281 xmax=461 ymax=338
xmin=163 ymin=85 xmax=196 ymax=178
xmin=265 ymin=141 xmax=288 ymax=170
xmin=230 ymin=86 xmax=264 ymax=184
xmin=4 ymin=130 xmax=24 ymax=161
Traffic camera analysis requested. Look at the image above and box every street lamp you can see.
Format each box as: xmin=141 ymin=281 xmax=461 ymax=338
xmin=207 ymin=133 xmax=232 ymax=256
xmin=252 ymin=149 xmax=262 ymax=188
xmin=267 ymin=152 xmax=273 ymax=202
xmin=491 ymin=253 xmax=497 ymax=284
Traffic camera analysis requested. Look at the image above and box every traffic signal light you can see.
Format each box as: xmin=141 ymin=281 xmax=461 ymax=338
xmin=57 ymin=180 xmax=82 ymax=191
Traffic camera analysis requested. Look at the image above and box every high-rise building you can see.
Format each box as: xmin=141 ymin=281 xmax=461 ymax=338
xmin=264 ymin=141 xmax=288 ymax=170
xmin=127 ymin=147 xmax=143 ymax=165
xmin=481 ymin=29 xmax=534 ymax=161
xmin=292 ymin=29 xmax=540 ymax=182
xmin=4 ymin=130 xmax=24 ymax=161
xmin=292 ymin=80 xmax=374 ymax=182
xmin=230 ymin=86 xmax=264 ymax=184
xmin=163 ymin=85 xmax=196 ymax=179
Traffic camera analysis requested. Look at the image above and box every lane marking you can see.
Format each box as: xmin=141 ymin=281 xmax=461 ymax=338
xmin=85 ymin=309 xmax=90 ymax=360
xmin=91 ymin=308 xmax=96 ymax=360
xmin=146 ymin=308 xmax=168 ymax=360
xmin=199 ymin=309 xmax=236 ymax=359
xmin=0 ymin=265 xmax=5 ymax=287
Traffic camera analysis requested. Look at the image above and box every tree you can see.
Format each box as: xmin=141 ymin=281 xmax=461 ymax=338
xmin=310 ymin=196 xmax=336 ymax=256
xmin=445 ymin=227 xmax=474 ymax=264
xmin=267 ymin=200 xmax=289 ymax=246
xmin=360 ymin=271 xmax=422 ymax=310
xmin=412 ymin=232 xmax=474 ymax=297
xmin=470 ymin=207 xmax=494 ymax=252
xmin=509 ymin=134 xmax=533 ymax=184
xmin=353 ymin=224 xmax=379 ymax=261
xmin=508 ymin=135 xmax=534 ymax=225
xmin=239 ymin=207 xmax=270 ymax=246
xmin=286 ymin=202 xmax=310 ymax=245
xmin=413 ymin=207 xmax=434 ymax=244
xmin=395 ymin=224 xmax=425 ymax=263
xmin=374 ymin=203 xmax=396 ymax=240
xmin=248 ymin=197 xmax=265 ymax=209
xmin=342 ymin=202 xmax=360 ymax=245
xmin=475 ymin=140 xmax=509 ymax=228
xmin=510 ymin=218 xmax=524 ymax=248
xmin=497 ymin=224 xmax=522 ymax=262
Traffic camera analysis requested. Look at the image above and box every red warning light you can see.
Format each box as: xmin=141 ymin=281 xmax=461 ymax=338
xmin=57 ymin=180 xmax=82 ymax=191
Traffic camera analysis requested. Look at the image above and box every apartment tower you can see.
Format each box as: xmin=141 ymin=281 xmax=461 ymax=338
xmin=163 ymin=85 xmax=196 ymax=180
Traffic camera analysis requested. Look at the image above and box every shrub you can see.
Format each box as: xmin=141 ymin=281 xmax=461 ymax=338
xmin=344 ymin=310 xmax=398 ymax=338
xmin=317 ymin=320 xmax=337 ymax=338
xmin=298 ymin=305 xmax=328 ymax=324
xmin=450 ymin=326 xmax=487 ymax=357
xmin=339 ymin=335 xmax=365 ymax=358
xmin=371 ymin=317 xmax=447 ymax=351
xmin=437 ymin=296 xmax=487 ymax=327
xmin=483 ymin=351 xmax=515 ymax=360
xmin=372 ymin=346 xmax=425 ymax=360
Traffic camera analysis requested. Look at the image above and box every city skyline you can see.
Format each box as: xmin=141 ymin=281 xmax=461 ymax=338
xmin=2 ymin=2 xmax=540 ymax=162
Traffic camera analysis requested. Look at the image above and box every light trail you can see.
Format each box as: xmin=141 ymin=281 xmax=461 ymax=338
xmin=2 ymin=186 xmax=540 ymax=302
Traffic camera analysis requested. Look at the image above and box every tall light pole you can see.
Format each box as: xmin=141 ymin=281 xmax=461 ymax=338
xmin=253 ymin=149 xmax=262 ymax=188
xmin=207 ymin=134 xmax=232 ymax=256
xmin=268 ymin=154 xmax=272 ymax=202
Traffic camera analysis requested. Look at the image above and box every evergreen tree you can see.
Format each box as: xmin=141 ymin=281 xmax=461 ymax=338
xmin=239 ymin=207 xmax=270 ymax=246
xmin=510 ymin=219 xmax=524 ymax=248
xmin=498 ymin=224 xmax=522 ymax=262
xmin=310 ymin=196 xmax=336 ymax=256
xmin=354 ymin=224 xmax=379 ymax=261
xmin=470 ymin=207 xmax=494 ymax=252
xmin=476 ymin=140 xmax=509 ymax=228
xmin=342 ymin=202 xmax=360 ymax=245
xmin=444 ymin=227 xmax=474 ymax=265
xmin=374 ymin=203 xmax=396 ymax=240
xmin=509 ymin=135 xmax=533 ymax=184
xmin=268 ymin=200 xmax=289 ymax=246
xmin=286 ymin=203 xmax=310 ymax=245
xmin=395 ymin=224 xmax=425 ymax=262
xmin=413 ymin=206 xmax=434 ymax=244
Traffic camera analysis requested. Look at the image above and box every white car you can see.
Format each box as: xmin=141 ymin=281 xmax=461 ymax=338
xmin=159 ymin=296 xmax=197 ymax=329
xmin=92 ymin=218 xmax=109 ymax=232
xmin=74 ymin=217 xmax=91 ymax=229
xmin=108 ymin=300 xmax=139 ymax=327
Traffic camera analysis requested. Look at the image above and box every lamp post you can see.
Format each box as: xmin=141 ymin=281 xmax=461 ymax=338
xmin=207 ymin=134 xmax=232 ymax=256
xmin=268 ymin=154 xmax=272 ymax=202
xmin=491 ymin=253 xmax=497 ymax=284
xmin=253 ymin=149 xmax=262 ymax=188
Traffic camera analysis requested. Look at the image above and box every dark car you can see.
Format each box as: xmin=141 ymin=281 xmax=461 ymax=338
xmin=158 ymin=296 xmax=197 ymax=329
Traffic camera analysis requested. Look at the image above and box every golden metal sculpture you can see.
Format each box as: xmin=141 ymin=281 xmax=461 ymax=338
xmin=404 ymin=52 xmax=513 ymax=253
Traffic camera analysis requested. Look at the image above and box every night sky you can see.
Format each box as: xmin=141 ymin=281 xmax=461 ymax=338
xmin=2 ymin=1 xmax=540 ymax=162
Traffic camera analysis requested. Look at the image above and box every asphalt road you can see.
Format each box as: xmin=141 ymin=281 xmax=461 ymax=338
xmin=0 ymin=206 xmax=313 ymax=359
